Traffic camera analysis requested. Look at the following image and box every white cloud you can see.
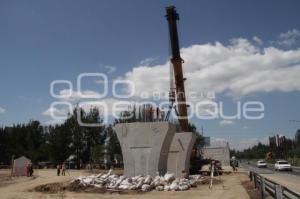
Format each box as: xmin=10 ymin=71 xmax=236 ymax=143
xmin=252 ymin=36 xmax=263 ymax=45
xmin=94 ymin=79 xmax=105 ymax=84
xmin=219 ymin=119 xmax=234 ymax=126
xmin=105 ymin=65 xmax=116 ymax=74
xmin=271 ymin=29 xmax=300 ymax=46
xmin=139 ymin=57 xmax=158 ymax=66
xmin=0 ymin=107 xmax=6 ymax=114
xmin=42 ymin=89 xmax=103 ymax=121
xmin=55 ymin=89 xmax=103 ymax=101
xmin=121 ymin=37 xmax=300 ymax=99
xmin=44 ymin=119 xmax=64 ymax=126
xmin=42 ymin=93 xmax=131 ymax=123
xmin=42 ymin=106 xmax=69 ymax=117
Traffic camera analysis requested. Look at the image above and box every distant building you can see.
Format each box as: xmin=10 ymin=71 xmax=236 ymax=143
xmin=200 ymin=143 xmax=230 ymax=166
xmin=269 ymin=134 xmax=294 ymax=158
xmin=269 ymin=134 xmax=293 ymax=149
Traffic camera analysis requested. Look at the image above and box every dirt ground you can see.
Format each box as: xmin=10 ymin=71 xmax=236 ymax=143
xmin=0 ymin=169 xmax=252 ymax=199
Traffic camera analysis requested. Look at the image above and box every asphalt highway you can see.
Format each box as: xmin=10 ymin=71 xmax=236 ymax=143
xmin=241 ymin=162 xmax=300 ymax=193
xmin=241 ymin=161 xmax=300 ymax=177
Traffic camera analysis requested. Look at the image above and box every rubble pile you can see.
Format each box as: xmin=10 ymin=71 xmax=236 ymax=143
xmin=75 ymin=170 xmax=204 ymax=192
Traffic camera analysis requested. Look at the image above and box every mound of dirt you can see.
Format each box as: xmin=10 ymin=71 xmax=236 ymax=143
xmin=34 ymin=180 xmax=134 ymax=194
xmin=66 ymin=180 xmax=106 ymax=193
xmin=198 ymin=177 xmax=223 ymax=185
xmin=66 ymin=180 xmax=139 ymax=194
xmin=34 ymin=182 xmax=66 ymax=193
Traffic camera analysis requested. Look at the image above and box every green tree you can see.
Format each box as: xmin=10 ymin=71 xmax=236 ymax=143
xmin=47 ymin=124 xmax=72 ymax=164
xmin=295 ymin=129 xmax=300 ymax=146
xmin=105 ymin=124 xmax=122 ymax=161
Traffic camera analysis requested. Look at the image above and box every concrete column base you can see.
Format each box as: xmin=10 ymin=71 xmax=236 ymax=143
xmin=167 ymin=132 xmax=196 ymax=178
xmin=115 ymin=122 xmax=176 ymax=177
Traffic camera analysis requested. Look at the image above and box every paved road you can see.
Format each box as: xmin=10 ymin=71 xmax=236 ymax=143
xmin=241 ymin=162 xmax=300 ymax=193
xmin=241 ymin=162 xmax=300 ymax=177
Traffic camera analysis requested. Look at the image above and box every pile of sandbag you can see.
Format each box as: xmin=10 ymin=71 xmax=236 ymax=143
xmin=75 ymin=169 xmax=204 ymax=192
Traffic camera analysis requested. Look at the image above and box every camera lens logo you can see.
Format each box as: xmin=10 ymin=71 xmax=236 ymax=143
xmin=50 ymin=73 xmax=110 ymax=127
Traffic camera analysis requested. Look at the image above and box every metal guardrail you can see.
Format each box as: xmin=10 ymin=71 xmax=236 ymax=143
xmin=291 ymin=166 xmax=300 ymax=173
xmin=249 ymin=171 xmax=300 ymax=199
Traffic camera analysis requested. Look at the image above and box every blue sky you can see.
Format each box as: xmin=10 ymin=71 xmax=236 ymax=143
xmin=1 ymin=0 xmax=300 ymax=149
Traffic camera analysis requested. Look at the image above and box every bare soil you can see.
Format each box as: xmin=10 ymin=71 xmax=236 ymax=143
xmin=241 ymin=180 xmax=261 ymax=199
xmin=0 ymin=169 xmax=252 ymax=199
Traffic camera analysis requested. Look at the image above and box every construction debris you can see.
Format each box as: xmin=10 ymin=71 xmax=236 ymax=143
xmin=74 ymin=169 xmax=206 ymax=192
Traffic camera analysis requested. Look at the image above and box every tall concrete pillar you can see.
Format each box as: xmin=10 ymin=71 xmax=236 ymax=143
xmin=115 ymin=122 xmax=176 ymax=177
xmin=167 ymin=132 xmax=196 ymax=178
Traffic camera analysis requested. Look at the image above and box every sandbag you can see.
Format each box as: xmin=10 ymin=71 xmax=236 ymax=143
xmin=141 ymin=184 xmax=151 ymax=192
xmin=75 ymin=169 xmax=203 ymax=192
xmin=164 ymin=173 xmax=176 ymax=183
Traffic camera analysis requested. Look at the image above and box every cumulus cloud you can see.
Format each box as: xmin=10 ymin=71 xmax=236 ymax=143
xmin=42 ymin=105 xmax=71 ymax=125
xmin=219 ymin=119 xmax=234 ymax=126
xmin=43 ymin=89 xmax=106 ymax=122
xmin=0 ymin=106 xmax=6 ymax=114
xmin=44 ymin=119 xmax=64 ymax=126
xmin=139 ymin=57 xmax=158 ymax=66
xmin=42 ymin=89 xmax=131 ymax=124
xmin=42 ymin=106 xmax=69 ymax=117
xmin=55 ymin=89 xmax=103 ymax=101
xmin=121 ymin=37 xmax=300 ymax=99
xmin=252 ymin=36 xmax=263 ymax=45
xmin=271 ymin=29 xmax=300 ymax=47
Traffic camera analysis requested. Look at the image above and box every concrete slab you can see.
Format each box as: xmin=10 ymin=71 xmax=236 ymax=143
xmin=167 ymin=132 xmax=196 ymax=177
xmin=200 ymin=144 xmax=230 ymax=166
xmin=115 ymin=122 xmax=176 ymax=177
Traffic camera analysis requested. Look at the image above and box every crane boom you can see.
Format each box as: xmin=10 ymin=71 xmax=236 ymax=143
xmin=165 ymin=6 xmax=189 ymax=132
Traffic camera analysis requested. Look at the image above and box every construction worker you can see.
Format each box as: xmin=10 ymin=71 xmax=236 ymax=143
xmin=29 ymin=164 xmax=34 ymax=176
xmin=61 ymin=162 xmax=66 ymax=176
xmin=57 ymin=164 xmax=61 ymax=176
xmin=230 ymin=157 xmax=238 ymax=172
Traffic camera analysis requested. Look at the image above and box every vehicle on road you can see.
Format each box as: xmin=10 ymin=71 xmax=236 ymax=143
xmin=274 ymin=160 xmax=292 ymax=171
xmin=257 ymin=160 xmax=267 ymax=168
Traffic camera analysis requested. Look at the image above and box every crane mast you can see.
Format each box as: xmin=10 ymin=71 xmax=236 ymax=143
xmin=165 ymin=6 xmax=189 ymax=132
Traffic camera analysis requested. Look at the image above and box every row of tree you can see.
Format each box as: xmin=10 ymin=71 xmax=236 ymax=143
xmin=230 ymin=143 xmax=270 ymax=159
xmin=0 ymin=107 xmax=121 ymax=169
xmin=231 ymin=129 xmax=300 ymax=160
xmin=0 ymin=105 xmax=204 ymax=169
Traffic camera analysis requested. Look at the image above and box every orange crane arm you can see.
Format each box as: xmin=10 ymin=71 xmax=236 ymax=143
xmin=165 ymin=6 xmax=189 ymax=132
